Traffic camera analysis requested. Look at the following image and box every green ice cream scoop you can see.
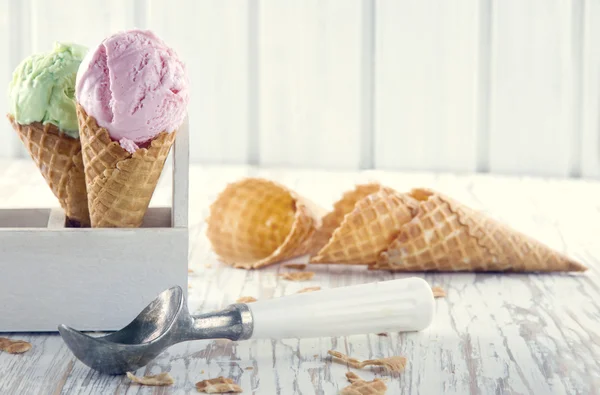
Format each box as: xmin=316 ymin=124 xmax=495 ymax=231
xmin=8 ymin=42 xmax=87 ymax=138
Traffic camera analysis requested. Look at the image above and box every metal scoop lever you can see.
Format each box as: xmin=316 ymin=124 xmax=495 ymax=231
xmin=59 ymin=277 xmax=434 ymax=374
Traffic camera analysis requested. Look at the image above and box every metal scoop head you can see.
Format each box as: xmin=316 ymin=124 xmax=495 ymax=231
xmin=58 ymin=286 xmax=253 ymax=375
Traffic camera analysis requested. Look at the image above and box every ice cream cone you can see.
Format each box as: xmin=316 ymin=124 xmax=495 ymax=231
xmin=206 ymin=178 xmax=321 ymax=269
xmin=76 ymin=105 xmax=175 ymax=227
xmin=310 ymin=187 xmax=419 ymax=265
xmin=372 ymin=188 xmax=587 ymax=272
xmin=8 ymin=115 xmax=90 ymax=226
xmin=311 ymin=183 xmax=382 ymax=252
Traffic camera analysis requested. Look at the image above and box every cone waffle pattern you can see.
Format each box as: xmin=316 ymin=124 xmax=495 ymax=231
xmin=340 ymin=379 xmax=387 ymax=395
xmin=8 ymin=115 xmax=90 ymax=226
xmin=206 ymin=178 xmax=319 ymax=269
xmin=373 ymin=188 xmax=587 ymax=272
xmin=76 ymin=105 xmax=175 ymax=227
xmin=311 ymin=188 xmax=419 ymax=265
xmin=311 ymin=183 xmax=381 ymax=252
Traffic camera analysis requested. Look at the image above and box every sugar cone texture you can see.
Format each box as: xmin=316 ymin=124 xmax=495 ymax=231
xmin=8 ymin=114 xmax=90 ymax=226
xmin=206 ymin=178 xmax=321 ymax=269
xmin=311 ymin=183 xmax=382 ymax=252
xmin=372 ymin=188 xmax=587 ymax=272
xmin=76 ymin=105 xmax=175 ymax=227
xmin=310 ymin=187 xmax=419 ymax=265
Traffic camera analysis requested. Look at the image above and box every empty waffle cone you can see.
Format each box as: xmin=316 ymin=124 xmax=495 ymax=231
xmin=76 ymin=104 xmax=175 ymax=228
xmin=310 ymin=187 xmax=419 ymax=265
xmin=206 ymin=178 xmax=321 ymax=269
xmin=8 ymin=115 xmax=90 ymax=226
xmin=311 ymin=183 xmax=382 ymax=252
xmin=372 ymin=188 xmax=586 ymax=272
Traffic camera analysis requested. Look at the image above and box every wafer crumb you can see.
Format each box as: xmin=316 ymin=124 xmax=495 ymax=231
xmin=328 ymin=350 xmax=362 ymax=368
xmin=340 ymin=372 xmax=387 ymax=395
xmin=282 ymin=263 xmax=307 ymax=270
xmin=245 ymin=366 xmax=253 ymax=370
xmin=432 ymin=286 xmax=446 ymax=298
xmin=313 ymin=354 xmax=319 ymax=358
xmin=297 ymin=286 xmax=321 ymax=293
xmin=328 ymin=350 xmax=407 ymax=373
xmin=201 ymin=370 xmax=205 ymax=374
xmin=195 ymin=377 xmax=243 ymax=393
xmin=0 ymin=338 xmax=32 ymax=354
xmin=361 ymin=356 xmax=407 ymax=372
xmin=126 ymin=372 xmax=174 ymax=386
xmin=345 ymin=371 xmax=362 ymax=383
xmin=280 ymin=272 xmax=315 ymax=281
xmin=188 ymin=268 xmax=194 ymax=273
xmin=236 ymin=296 xmax=257 ymax=303
xmin=377 ymin=333 xmax=388 ymax=337
xmin=205 ymin=263 xmax=213 ymax=269
xmin=188 ymin=284 xmax=193 ymax=289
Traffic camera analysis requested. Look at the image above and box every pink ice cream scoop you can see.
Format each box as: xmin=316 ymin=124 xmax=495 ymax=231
xmin=76 ymin=29 xmax=189 ymax=153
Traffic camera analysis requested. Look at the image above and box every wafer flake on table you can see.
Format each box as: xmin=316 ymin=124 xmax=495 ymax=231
xmin=372 ymin=188 xmax=586 ymax=272
xmin=297 ymin=286 xmax=321 ymax=293
xmin=340 ymin=372 xmax=387 ymax=395
xmin=0 ymin=337 xmax=31 ymax=354
xmin=432 ymin=286 xmax=446 ymax=298
xmin=195 ymin=377 xmax=243 ymax=393
xmin=207 ymin=178 xmax=322 ymax=269
xmin=236 ymin=296 xmax=257 ymax=303
xmin=345 ymin=372 xmax=363 ymax=383
xmin=311 ymin=187 xmax=419 ymax=265
xmin=281 ymin=271 xmax=315 ymax=281
xmin=328 ymin=350 xmax=407 ymax=372
xmin=282 ymin=263 xmax=307 ymax=270
xmin=126 ymin=372 xmax=174 ymax=386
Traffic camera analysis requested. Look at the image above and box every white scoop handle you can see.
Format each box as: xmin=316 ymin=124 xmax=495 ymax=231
xmin=248 ymin=277 xmax=434 ymax=339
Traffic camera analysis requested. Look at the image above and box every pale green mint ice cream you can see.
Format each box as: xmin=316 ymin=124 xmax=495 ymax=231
xmin=8 ymin=42 xmax=87 ymax=138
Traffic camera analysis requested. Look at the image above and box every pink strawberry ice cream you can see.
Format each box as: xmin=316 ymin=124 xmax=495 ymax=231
xmin=75 ymin=29 xmax=189 ymax=153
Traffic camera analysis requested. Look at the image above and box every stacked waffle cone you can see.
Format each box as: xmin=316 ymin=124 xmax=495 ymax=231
xmin=207 ymin=180 xmax=586 ymax=272
xmin=8 ymin=115 xmax=90 ymax=227
xmin=312 ymin=186 xmax=586 ymax=272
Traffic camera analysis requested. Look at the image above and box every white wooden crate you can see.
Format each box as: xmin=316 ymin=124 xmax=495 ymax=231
xmin=0 ymin=120 xmax=190 ymax=332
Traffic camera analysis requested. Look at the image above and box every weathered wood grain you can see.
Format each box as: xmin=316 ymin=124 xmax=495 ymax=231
xmin=0 ymin=163 xmax=598 ymax=394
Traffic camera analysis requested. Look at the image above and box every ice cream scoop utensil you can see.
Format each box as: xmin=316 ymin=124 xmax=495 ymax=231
xmin=59 ymin=277 xmax=434 ymax=374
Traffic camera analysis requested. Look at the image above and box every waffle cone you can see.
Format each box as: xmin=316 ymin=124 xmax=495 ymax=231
xmin=206 ymin=178 xmax=321 ymax=269
xmin=311 ymin=183 xmax=382 ymax=252
xmin=372 ymin=188 xmax=586 ymax=272
xmin=310 ymin=187 xmax=419 ymax=265
xmin=76 ymin=105 xmax=175 ymax=228
xmin=8 ymin=115 xmax=90 ymax=226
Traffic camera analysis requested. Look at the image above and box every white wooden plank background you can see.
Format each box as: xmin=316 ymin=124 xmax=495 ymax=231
xmin=488 ymin=0 xmax=577 ymax=177
xmin=28 ymin=0 xmax=135 ymax=52
xmin=258 ymin=0 xmax=363 ymax=169
xmin=0 ymin=161 xmax=599 ymax=394
xmin=0 ymin=1 xmax=9 ymax=157
xmin=1 ymin=1 xmax=600 ymax=177
xmin=147 ymin=0 xmax=250 ymax=164
xmin=581 ymin=0 xmax=600 ymax=179
xmin=4 ymin=0 xmax=24 ymax=158
xmin=374 ymin=0 xmax=480 ymax=173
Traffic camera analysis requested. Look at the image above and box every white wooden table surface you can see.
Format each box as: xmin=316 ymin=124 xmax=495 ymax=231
xmin=0 ymin=160 xmax=599 ymax=395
